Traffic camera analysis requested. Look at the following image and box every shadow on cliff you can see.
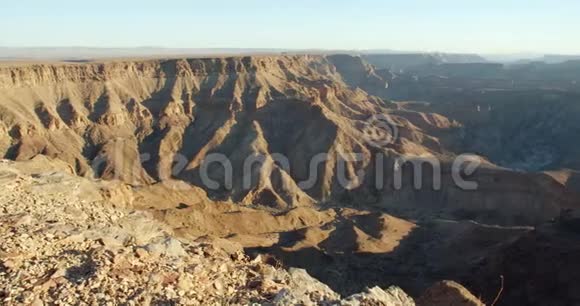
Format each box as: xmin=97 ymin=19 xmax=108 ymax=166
xmin=245 ymin=214 xmax=529 ymax=304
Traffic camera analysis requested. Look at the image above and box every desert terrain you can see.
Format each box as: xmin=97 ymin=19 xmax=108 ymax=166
xmin=1 ymin=53 xmax=580 ymax=305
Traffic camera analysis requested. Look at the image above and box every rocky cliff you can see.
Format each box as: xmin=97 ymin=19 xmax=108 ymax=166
xmin=0 ymin=156 xmax=423 ymax=305
xmin=0 ymin=55 xmax=572 ymax=226
xmin=2 ymin=54 xmax=577 ymax=305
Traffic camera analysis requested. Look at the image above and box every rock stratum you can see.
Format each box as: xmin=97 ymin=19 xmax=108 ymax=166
xmin=1 ymin=54 xmax=579 ymax=305
xmin=0 ymin=56 xmax=571 ymax=223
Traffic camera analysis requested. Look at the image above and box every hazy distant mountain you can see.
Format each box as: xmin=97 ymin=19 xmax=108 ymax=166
xmin=483 ymin=53 xmax=580 ymax=64
xmin=0 ymin=47 xmax=487 ymax=65
xmin=0 ymin=47 xmax=296 ymax=61
xmin=482 ymin=53 xmax=544 ymax=63
xmin=539 ymin=55 xmax=580 ymax=64
xmin=361 ymin=53 xmax=488 ymax=71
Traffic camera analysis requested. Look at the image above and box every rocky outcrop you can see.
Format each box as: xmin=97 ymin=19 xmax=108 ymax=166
xmin=2 ymin=55 xmax=579 ymax=306
xmin=0 ymin=55 xmax=573 ymax=226
xmin=0 ymin=159 xmax=417 ymax=305
xmin=0 ymin=56 xmax=391 ymax=207
xmin=417 ymin=281 xmax=484 ymax=306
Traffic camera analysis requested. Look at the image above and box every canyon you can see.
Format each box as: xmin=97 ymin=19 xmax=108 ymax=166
xmin=1 ymin=54 xmax=580 ymax=305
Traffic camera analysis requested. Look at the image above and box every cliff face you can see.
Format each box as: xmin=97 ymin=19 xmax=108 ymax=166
xmin=0 ymin=55 xmax=573 ymax=224
xmin=0 ymin=56 xmax=390 ymax=209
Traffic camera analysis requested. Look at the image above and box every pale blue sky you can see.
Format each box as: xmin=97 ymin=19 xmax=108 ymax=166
xmin=0 ymin=0 xmax=578 ymax=54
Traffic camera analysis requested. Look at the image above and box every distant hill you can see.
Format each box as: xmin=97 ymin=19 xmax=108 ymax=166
xmin=0 ymin=47 xmax=298 ymax=61
xmin=361 ymin=53 xmax=488 ymax=71
xmin=484 ymin=53 xmax=580 ymax=64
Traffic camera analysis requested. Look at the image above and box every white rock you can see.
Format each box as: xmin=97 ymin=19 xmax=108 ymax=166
xmin=144 ymin=236 xmax=187 ymax=257
xmin=342 ymin=286 xmax=416 ymax=306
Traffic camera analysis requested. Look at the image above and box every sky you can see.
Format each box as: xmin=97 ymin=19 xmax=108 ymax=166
xmin=0 ymin=0 xmax=579 ymax=54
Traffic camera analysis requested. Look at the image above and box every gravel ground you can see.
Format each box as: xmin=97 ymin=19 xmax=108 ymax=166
xmin=0 ymin=159 xmax=415 ymax=306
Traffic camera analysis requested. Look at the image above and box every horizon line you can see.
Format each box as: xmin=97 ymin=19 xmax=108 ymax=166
xmin=1 ymin=46 xmax=580 ymax=57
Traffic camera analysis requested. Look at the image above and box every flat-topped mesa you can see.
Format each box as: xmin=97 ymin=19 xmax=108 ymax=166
xmin=0 ymin=61 xmax=156 ymax=88
xmin=0 ymin=55 xmax=389 ymax=134
xmin=0 ymin=55 xmax=383 ymax=126
xmin=0 ymin=55 xmax=339 ymax=88
xmin=0 ymin=55 xmax=394 ymax=202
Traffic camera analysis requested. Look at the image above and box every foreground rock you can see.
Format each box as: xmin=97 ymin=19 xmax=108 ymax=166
xmin=0 ymin=159 xmax=418 ymax=305
xmin=417 ymin=281 xmax=485 ymax=306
